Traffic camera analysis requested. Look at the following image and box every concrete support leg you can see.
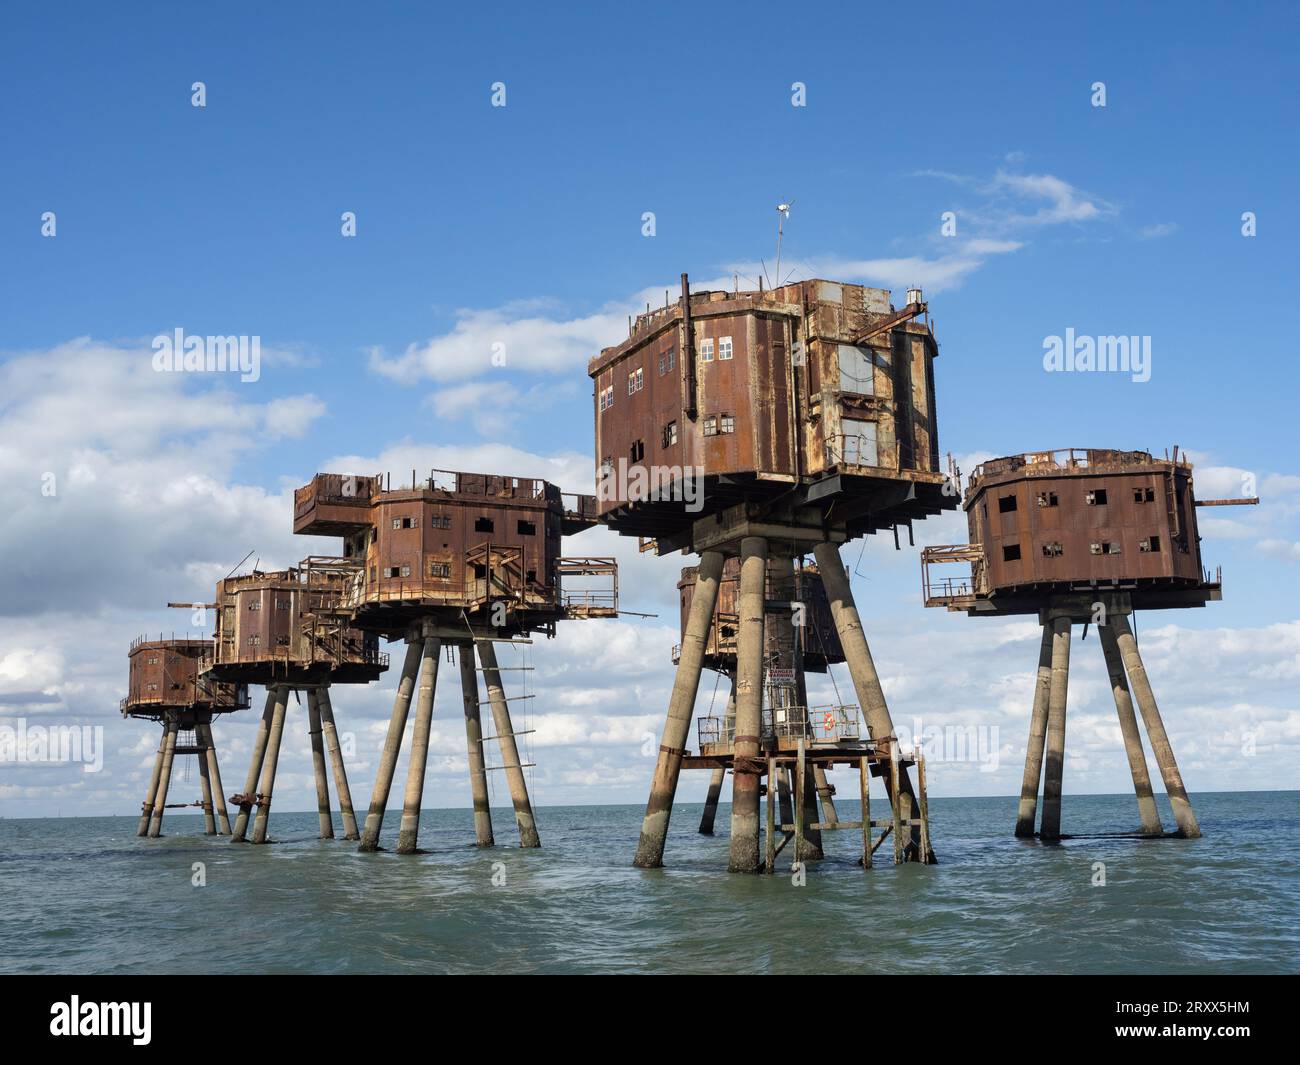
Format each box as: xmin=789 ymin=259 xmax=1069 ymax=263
xmin=137 ymin=728 xmax=167 ymax=837
xmin=396 ymin=638 xmax=440 ymax=854
xmin=814 ymin=541 xmax=933 ymax=862
xmin=698 ymin=768 xmax=726 ymax=836
xmin=250 ymin=685 xmax=289 ymax=845
xmin=1015 ymin=625 xmax=1055 ymax=838
xmin=460 ymin=643 xmax=494 ymax=847
xmin=698 ymin=676 xmax=735 ymax=835
xmin=813 ymin=766 xmax=838 ymax=826
xmin=798 ymin=761 xmax=824 ymax=860
xmin=316 ymin=686 xmax=358 ymax=840
xmin=633 ymin=550 xmax=725 ymax=868
xmin=728 ymin=536 xmax=767 ymax=874
xmin=200 ymin=722 xmax=231 ymax=835
xmin=890 ymin=743 xmax=903 ymax=865
xmin=358 ymin=639 xmax=424 ymax=852
xmin=146 ymin=718 xmax=179 ymax=838
xmin=232 ymin=687 xmax=277 ymax=843
xmin=479 ymin=640 xmax=540 ymax=848
xmin=859 ymin=756 xmax=871 ymax=870
xmin=1111 ymin=613 xmax=1201 ymax=839
xmin=1100 ymin=623 xmax=1164 ymax=835
xmin=777 ymin=768 xmax=794 ymax=831
xmin=1039 ymin=617 xmax=1072 ymax=841
xmin=197 ymin=722 xmax=217 ymax=835
xmin=307 ymin=690 xmax=334 ymax=840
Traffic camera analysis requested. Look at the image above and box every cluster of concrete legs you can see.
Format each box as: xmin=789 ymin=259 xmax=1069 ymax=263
xmin=137 ymin=565 xmax=1202 ymax=860
xmin=1015 ymin=601 xmax=1201 ymax=841
xmin=136 ymin=713 xmax=230 ymax=838
xmin=357 ymin=635 xmax=539 ymax=853
xmin=132 ymin=634 xmax=540 ymax=851
xmin=634 ymin=539 xmax=934 ymax=872
xmin=228 ymin=685 xmax=359 ymax=844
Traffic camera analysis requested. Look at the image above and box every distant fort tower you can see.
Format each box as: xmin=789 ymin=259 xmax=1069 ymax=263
xmin=590 ymin=274 xmax=955 ymax=872
xmin=190 ymin=565 xmax=388 ymax=845
xmin=294 ymin=469 xmax=617 ymax=853
xmin=922 ymin=447 xmax=1258 ymax=840
xmin=122 ymin=637 xmax=246 ymax=837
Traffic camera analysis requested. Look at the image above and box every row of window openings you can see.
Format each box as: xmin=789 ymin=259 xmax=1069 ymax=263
xmin=388 ymin=515 xmax=537 ymax=535
xmin=390 ymin=515 xmax=451 ymax=530
xmin=622 ymin=414 xmax=735 ymax=464
xmin=1001 ymin=536 xmax=1162 ymax=561
xmin=375 ymin=561 xmax=536 ymax=582
xmin=998 ymin=486 xmax=1158 ymax=512
xmin=246 ymin=599 xmax=293 ymax=611
xmin=597 ymin=337 xmax=735 ymax=412
xmin=244 ymin=635 xmax=291 ymax=647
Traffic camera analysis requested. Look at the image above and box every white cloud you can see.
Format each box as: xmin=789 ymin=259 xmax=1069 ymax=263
xmin=726 ymin=243 xmax=1021 ymax=295
xmin=0 ymin=340 xmax=325 ymax=617
xmin=1257 ymin=539 xmax=1300 ymax=563
xmin=990 ymin=169 xmax=1115 ymax=226
xmin=367 ymin=300 xmax=627 ymax=385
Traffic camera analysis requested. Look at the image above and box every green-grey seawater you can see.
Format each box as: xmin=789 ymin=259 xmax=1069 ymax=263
xmin=1 ymin=791 xmax=1297 ymax=974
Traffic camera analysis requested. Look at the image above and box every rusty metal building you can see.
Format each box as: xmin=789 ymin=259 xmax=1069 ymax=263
xmin=207 ymin=567 xmax=384 ymax=686
xmin=121 ymin=636 xmax=246 ymax=838
xmin=922 ymin=447 xmax=1258 ymax=841
xmin=591 ymin=276 xmax=949 ymax=546
xmin=294 ymin=467 xmax=617 ymax=854
xmin=924 ymin=448 xmax=1214 ymax=610
xmin=294 ymin=470 xmax=614 ymax=637
xmin=591 ymin=274 xmax=952 ymax=874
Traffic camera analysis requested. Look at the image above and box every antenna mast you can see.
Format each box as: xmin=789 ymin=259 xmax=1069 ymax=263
xmin=774 ymin=200 xmax=793 ymax=290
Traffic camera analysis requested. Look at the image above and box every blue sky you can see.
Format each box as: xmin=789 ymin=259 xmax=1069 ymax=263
xmin=1 ymin=2 xmax=1297 ymax=818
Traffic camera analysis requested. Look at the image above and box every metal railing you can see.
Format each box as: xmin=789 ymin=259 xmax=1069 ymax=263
xmin=967 ymin=448 xmax=1183 ymax=490
xmin=697 ymin=704 xmax=863 ymax=749
xmin=920 ymin=544 xmax=987 ymax=607
xmin=560 ymin=590 xmax=618 ymax=615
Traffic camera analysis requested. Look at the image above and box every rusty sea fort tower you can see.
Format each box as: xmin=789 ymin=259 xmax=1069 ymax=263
xmin=590 ymin=274 xmax=955 ymax=872
xmin=122 ymin=637 xmax=246 ymax=837
xmin=197 ymin=564 xmax=388 ymax=845
xmin=293 ymin=469 xmax=617 ymax=853
xmin=922 ymin=447 xmax=1258 ymax=841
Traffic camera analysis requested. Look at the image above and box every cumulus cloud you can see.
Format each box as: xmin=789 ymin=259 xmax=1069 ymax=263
xmin=0 ymin=339 xmax=325 ymax=617
xmin=989 ymin=169 xmax=1115 ymax=225
xmin=367 ymin=299 xmax=627 ymax=385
